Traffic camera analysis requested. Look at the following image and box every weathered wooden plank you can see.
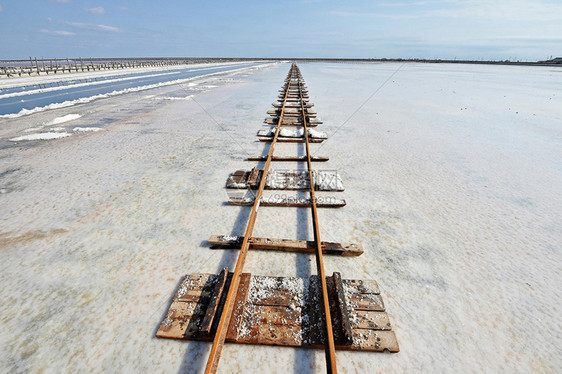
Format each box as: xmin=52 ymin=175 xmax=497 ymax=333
xmin=252 ymin=293 xmax=296 ymax=307
xmin=264 ymin=118 xmax=320 ymax=123
xmin=343 ymin=279 xmax=381 ymax=295
xmin=247 ymin=155 xmax=329 ymax=162
xmin=264 ymin=118 xmax=320 ymax=126
xmin=351 ymin=330 xmax=400 ymax=352
xmin=266 ymin=170 xmax=307 ymax=190
xmin=254 ymin=323 xmax=303 ymax=346
xmin=156 ymin=301 xmax=197 ymax=339
xmin=324 ymin=242 xmax=363 ymax=256
xmin=200 ymin=268 xmax=228 ymax=334
xmin=208 ymin=235 xmax=363 ymax=256
xmin=250 ymin=305 xmax=302 ymax=326
xmin=177 ymin=292 xmax=210 ymax=303
xmin=226 ymin=169 xmax=344 ymax=191
xmin=156 ymin=273 xmax=215 ymax=339
xmin=258 ymin=137 xmax=324 ymax=143
xmin=348 ymin=293 xmax=385 ymax=311
xmin=306 ymin=276 xmax=325 ymax=345
xmin=264 ymin=119 xmax=319 ymax=125
xmin=247 ymin=167 xmax=261 ymax=188
xmin=267 ymin=109 xmax=316 ymax=116
xmin=273 ymin=102 xmax=313 ymax=108
xmin=267 ymin=113 xmax=316 ymax=119
xmin=278 ymin=96 xmax=309 ymax=100
xmin=353 ymin=310 xmax=392 ymax=330
xmin=239 ymin=275 xmax=305 ymax=346
xmin=232 ymin=317 xmax=284 ymax=345
xmin=228 ymin=197 xmax=346 ymax=208
xmin=225 ymin=273 xmax=252 ymax=341
xmin=331 ymin=272 xmax=353 ymax=345
xmin=225 ymin=170 xmax=249 ymax=188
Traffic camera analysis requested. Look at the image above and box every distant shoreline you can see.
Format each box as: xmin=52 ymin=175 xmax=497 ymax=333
xmin=1 ymin=57 xmax=560 ymax=79
xmin=1 ymin=57 xmax=561 ymax=66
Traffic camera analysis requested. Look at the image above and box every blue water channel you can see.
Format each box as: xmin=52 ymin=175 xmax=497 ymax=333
xmin=0 ymin=62 xmax=264 ymax=116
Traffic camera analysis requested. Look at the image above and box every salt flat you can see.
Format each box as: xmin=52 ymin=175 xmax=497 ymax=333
xmin=0 ymin=62 xmax=560 ymax=373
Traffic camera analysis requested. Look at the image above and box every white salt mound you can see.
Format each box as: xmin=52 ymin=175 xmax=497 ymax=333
xmin=73 ymin=127 xmax=102 ymax=132
xmin=9 ymin=132 xmax=72 ymax=141
xmin=45 ymin=114 xmax=81 ymax=126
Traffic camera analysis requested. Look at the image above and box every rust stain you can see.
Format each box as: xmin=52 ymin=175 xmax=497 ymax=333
xmin=0 ymin=228 xmax=68 ymax=249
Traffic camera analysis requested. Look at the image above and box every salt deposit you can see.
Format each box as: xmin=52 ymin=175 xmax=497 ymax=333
xmin=9 ymin=131 xmax=72 ymax=141
xmin=0 ymin=62 xmax=560 ymax=373
xmin=45 ymin=114 xmax=82 ymax=126
xmin=73 ymin=127 xmax=103 ymax=132
xmin=257 ymin=127 xmax=328 ymax=139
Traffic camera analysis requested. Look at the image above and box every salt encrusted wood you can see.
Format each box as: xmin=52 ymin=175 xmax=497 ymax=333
xmin=228 ymin=196 xmax=346 ymax=208
xmin=247 ymin=167 xmax=261 ymax=189
xmin=265 ymin=116 xmax=321 ymax=122
xmin=226 ymin=273 xmax=251 ymax=341
xmin=156 ymin=273 xmax=216 ymax=340
xmin=283 ymin=97 xmax=309 ymax=101
xmin=247 ymin=155 xmax=329 ymax=162
xmin=267 ymin=109 xmax=316 ymax=116
xmin=331 ymin=272 xmax=354 ymax=345
xmin=256 ymin=127 xmax=327 ymax=140
xmin=258 ymin=137 xmax=324 ymax=143
xmin=264 ymin=118 xmax=321 ymax=126
xmin=156 ymin=272 xmax=399 ymax=353
xmin=225 ymin=169 xmax=344 ymax=192
xmin=263 ymin=120 xmax=321 ymax=127
xmin=225 ymin=170 xmax=249 ymax=189
xmin=273 ymin=102 xmax=313 ymax=108
xmin=207 ymin=235 xmax=364 ymax=256
xmin=267 ymin=110 xmax=317 ymax=117
xmin=200 ymin=268 xmax=228 ymax=334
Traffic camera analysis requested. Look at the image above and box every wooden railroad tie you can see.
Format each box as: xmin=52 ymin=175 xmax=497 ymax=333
xmin=156 ymin=270 xmax=399 ymax=353
xmin=246 ymin=155 xmax=329 ymax=162
xmin=226 ymin=168 xmax=344 ymax=191
xmin=228 ymin=196 xmax=346 ymax=208
xmin=264 ymin=118 xmax=323 ymax=126
xmin=207 ymin=235 xmax=364 ymax=256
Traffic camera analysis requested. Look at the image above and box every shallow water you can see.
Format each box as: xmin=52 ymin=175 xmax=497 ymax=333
xmin=0 ymin=62 xmax=264 ymax=116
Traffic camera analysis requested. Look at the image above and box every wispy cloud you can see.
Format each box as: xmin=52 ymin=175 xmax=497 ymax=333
xmin=41 ymin=29 xmax=75 ymax=36
xmin=87 ymin=7 xmax=105 ymax=15
xmin=65 ymin=21 xmax=121 ymax=32
xmin=0 ymin=4 xmax=3 ymax=12
xmin=97 ymin=25 xmax=120 ymax=32
xmin=52 ymin=0 xmax=70 ymax=3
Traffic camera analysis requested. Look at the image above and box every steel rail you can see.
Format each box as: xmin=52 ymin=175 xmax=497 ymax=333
xmin=297 ymin=66 xmax=338 ymax=373
xmin=204 ymin=63 xmax=297 ymax=374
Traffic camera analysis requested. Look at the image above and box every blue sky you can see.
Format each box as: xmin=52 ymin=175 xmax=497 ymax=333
xmin=0 ymin=0 xmax=560 ymax=60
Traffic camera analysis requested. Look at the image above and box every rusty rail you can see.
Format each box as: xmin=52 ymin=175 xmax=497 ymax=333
xmin=297 ymin=66 xmax=338 ymax=373
xmin=204 ymin=64 xmax=297 ymax=374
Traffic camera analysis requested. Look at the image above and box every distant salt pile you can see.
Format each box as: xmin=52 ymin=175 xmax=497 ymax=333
xmin=45 ymin=113 xmax=82 ymax=126
xmin=73 ymin=127 xmax=102 ymax=132
xmin=9 ymin=132 xmax=72 ymax=141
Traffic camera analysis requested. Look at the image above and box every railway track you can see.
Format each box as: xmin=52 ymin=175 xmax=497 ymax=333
xmin=156 ymin=63 xmax=399 ymax=373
